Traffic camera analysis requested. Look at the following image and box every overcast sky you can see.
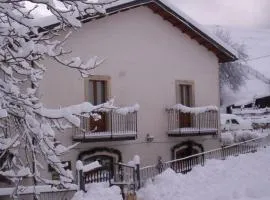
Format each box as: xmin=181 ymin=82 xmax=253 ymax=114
xmin=27 ymin=0 xmax=270 ymax=28
xmin=170 ymin=0 xmax=270 ymax=28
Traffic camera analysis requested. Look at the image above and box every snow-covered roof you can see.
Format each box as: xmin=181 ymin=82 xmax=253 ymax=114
xmin=156 ymin=0 xmax=238 ymax=59
xmin=35 ymin=0 xmax=238 ymax=62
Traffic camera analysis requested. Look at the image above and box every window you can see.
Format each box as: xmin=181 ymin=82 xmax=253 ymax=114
xmin=88 ymin=80 xmax=107 ymax=105
xmin=231 ymin=119 xmax=239 ymax=125
xmin=176 ymin=81 xmax=194 ymax=106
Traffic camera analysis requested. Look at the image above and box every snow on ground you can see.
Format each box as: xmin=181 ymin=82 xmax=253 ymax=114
xmin=137 ymin=147 xmax=270 ymax=200
xmin=221 ymin=76 xmax=269 ymax=107
xmin=71 ymin=183 xmax=122 ymax=200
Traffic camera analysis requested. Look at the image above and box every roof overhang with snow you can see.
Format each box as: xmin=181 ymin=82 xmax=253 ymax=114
xmin=43 ymin=0 xmax=238 ymax=63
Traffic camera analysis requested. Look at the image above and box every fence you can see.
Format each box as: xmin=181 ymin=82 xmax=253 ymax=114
xmin=167 ymin=109 xmax=219 ymax=135
xmin=84 ymin=165 xmax=111 ymax=184
xmin=77 ymin=135 xmax=270 ymax=190
xmin=139 ymin=135 xmax=270 ymax=186
xmin=78 ymin=162 xmax=140 ymax=193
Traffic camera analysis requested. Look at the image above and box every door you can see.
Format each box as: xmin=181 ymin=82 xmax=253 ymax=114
xmin=175 ymin=147 xmax=199 ymax=159
xmin=179 ymin=112 xmax=192 ymax=128
xmin=177 ymin=83 xmax=193 ymax=128
xmin=88 ymin=80 xmax=107 ymax=132
xmin=174 ymin=146 xmax=200 ymax=173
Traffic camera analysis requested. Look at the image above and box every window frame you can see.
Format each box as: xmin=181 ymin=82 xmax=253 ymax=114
xmin=84 ymin=75 xmax=111 ymax=104
xmin=231 ymin=119 xmax=240 ymax=125
xmin=175 ymin=80 xmax=195 ymax=106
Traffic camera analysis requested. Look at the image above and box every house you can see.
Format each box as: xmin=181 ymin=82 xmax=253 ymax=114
xmin=38 ymin=0 xmax=237 ymax=181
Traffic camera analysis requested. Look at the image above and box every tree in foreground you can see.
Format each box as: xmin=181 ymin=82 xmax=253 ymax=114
xmin=0 ymin=0 xmax=113 ymax=195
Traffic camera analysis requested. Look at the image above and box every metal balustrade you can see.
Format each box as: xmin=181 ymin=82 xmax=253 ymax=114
xmin=167 ymin=109 xmax=219 ymax=136
xmin=73 ymin=110 xmax=138 ymax=142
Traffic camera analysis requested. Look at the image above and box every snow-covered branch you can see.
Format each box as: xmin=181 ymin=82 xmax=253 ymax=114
xmin=0 ymin=0 xmax=115 ymax=195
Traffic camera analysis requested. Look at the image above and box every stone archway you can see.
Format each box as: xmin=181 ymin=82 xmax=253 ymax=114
xmin=78 ymin=147 xmax=122 ymax=164
xmin=78 ymin=147 xmax=122 ymax=178
xmin=171 ymin=141 xmax=204 ymax=173
xmin=171 ymin=141 xmax=204 ymax=159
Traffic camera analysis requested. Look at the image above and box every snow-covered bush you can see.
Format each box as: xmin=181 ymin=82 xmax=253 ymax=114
xmin=233 ymin=130 xmax=260 ymax=143
xmin=220 ymin=132 xmax=234 ymax=145
xmin=0 ymin=0 xmax=114 ymax=194
xmin=221 ymin=130 xmax=261 ymax=145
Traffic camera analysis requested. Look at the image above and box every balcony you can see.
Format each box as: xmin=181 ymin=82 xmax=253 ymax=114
xmin=166 ymin=104 xmax=219 ymax=136
xmin=73 ymin=107 xmax=138 ymax=142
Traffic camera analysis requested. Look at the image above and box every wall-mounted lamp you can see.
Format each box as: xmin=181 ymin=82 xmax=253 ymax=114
xmin=146 ymin=133 xmax=154 ymax=143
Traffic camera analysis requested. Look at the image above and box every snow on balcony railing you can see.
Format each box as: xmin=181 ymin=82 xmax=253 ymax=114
xmin=166 ymin=104 xmax=218 ymax=136
xmin=167 ymin=104 xmax=218 ymax=113
xmin=73 ymin=104 xmax=138 ymax=141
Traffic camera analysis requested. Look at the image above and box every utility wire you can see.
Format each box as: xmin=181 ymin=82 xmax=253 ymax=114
xmin=246 ymin=54 xmax=270 ymax=61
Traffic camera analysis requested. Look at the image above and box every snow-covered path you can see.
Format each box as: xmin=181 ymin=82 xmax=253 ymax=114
xmin=137 ymin=148 xmax=270 ymax=200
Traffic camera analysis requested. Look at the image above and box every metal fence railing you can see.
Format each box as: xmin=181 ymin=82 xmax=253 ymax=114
xmin=79 ymin=162 xmax=140 ymax=193
xmin=84 ymin=165 xmax=111 ymax=184
xmin=139 ymin=135 xmax=270 ymax=186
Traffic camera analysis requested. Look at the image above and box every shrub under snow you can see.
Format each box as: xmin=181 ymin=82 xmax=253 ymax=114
xmin=221 ymin=130 xmax=263 ymax=145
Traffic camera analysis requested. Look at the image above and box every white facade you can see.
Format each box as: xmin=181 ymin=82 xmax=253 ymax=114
xmin=40 ymin=6 xmax=223 ymax=178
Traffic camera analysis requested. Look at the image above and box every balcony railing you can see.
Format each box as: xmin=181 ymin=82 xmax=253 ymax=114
xmin=73 ymin=108 xmax=138 ymax=142
xmin=166 ymin=104 xmax=219 ymax=136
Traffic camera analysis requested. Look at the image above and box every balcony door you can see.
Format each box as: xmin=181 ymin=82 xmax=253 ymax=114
xmin=88 ymin=79 xmax=108 ymax=132
xmin=176 ymin=82 xmax=193 ymax=128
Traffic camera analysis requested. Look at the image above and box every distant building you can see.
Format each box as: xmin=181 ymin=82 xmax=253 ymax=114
xmin=227 ymin=95 xmax=270 ymax=114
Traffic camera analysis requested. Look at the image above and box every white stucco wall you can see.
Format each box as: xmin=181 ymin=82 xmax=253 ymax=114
xmin=40 ymin=6 xmax=221 ymax=175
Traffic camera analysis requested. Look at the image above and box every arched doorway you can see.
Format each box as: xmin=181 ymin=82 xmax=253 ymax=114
xmin=78 ymin=147 xmax=122 ymax=182
xmin=171 ymin=141 xmax=204 ymax=173
xmin=78 ymin=147 xmax=122 ymax=164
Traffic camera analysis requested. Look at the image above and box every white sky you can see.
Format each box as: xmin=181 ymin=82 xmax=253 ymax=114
xmin=169 ymin=0 xmax=270 ymax=28
xmin=26 ymin=0 xmax=270 ymax=27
